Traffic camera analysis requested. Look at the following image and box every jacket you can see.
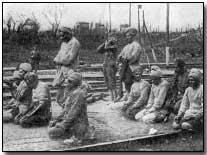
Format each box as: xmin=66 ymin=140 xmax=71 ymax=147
xmin=125 ymin=80 xmax=151 ymax=108
xmin=54 ymin=37 xmax=81 ymax=68
xmin=118 ymin=40 xmax=142 ymax=71
xmin=178 ymin=84 xmax=203 ymax=119
xmin=58 ymin=87 xmax=89 ymax=130
xmin=147 ymin=79 xmax=169 ymax=110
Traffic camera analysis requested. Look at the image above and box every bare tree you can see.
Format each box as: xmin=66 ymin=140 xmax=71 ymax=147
xmin=3 ymin=14 xmax=15 ymax=34
xmin=42 ymin=4 xmax=67 ymax=36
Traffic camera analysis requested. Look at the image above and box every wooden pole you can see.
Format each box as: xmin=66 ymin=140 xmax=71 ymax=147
xmin=109 ymin=3 xmax=111 ymax=32
xmin=166 ymin=3 xmax=170 ymax=65
xmin=143 ymin=11 xmax=157 ymax=63
xmin=137 ymin=5 xmax=141 ymax=42
xmin=129 ymin=3 xmax=131 ymax=26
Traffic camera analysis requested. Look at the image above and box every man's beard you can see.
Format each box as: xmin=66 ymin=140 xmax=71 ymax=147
xmin=190 ymin=81 xmax=200 ymax=89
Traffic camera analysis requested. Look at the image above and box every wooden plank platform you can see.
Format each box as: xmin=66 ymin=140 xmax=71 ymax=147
xmin=3 ymin=100 xmax=179 ymax=151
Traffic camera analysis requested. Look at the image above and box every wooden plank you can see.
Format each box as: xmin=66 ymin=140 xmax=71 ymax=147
xmin=55 ymin=130 xmax=181 ymax=151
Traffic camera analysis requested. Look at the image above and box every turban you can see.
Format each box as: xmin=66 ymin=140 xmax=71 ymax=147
xmin=150 ymin=65 xmax=162 ymax=77
xmin=64 ymin=71 xmax=82 ymax=86
xmin=188 ymin=68 xmax=202 ymax=81
xmin=19 ymin=63 xmax=32 ymax=72
xmin=59 ymin=27 xmax=73 ymax=35
xmin=125 ymin=27 xmax=137 ymax=36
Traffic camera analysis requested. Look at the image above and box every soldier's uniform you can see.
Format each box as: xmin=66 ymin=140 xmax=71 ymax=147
xmin=97 ymin=35 xmax=118 ymax=101
xmin=48 ymin=72 xmax=89 ymax=140
xmin=3 ymin=63 xmax=32 ymax=101
xmin=135 ymin=67 xmax=170 ymax=123
xmin=3 ymin=79 xmax=33 ymax=123
xmin=30 ymin=48 xmax=41 ymax=72
xmin=19 ymin=80 xmax=52 ymax=127
xmin=117 ymin=28 xmax=143 ymax=100
xmin=165 ymin=59 xmax=189 ymax=115
xmin=53 ymin=27 xmax=81 ymax=104
xmin=122 ymin=79 xmax=151 ymax=119
xmin=173 ymin=68 xmax=203 ymax=130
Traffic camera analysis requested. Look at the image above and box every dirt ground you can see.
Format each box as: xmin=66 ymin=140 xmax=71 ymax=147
xmin=3 ymin=99 xmax=194 ymax=151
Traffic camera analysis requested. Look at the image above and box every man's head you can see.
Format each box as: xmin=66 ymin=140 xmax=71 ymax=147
xmin=150 ymin=65 xmax=162 ymax=85
xmin=105 ymin=35 xmax=117 ymax=49
xmin=175 ymin=59 xmax=186 ymax=74
xmin=24 ymin=72 xmax=39 ymax=88
xmin=133 ymin=65 xmax=143 ymax=81
xmin=64 ymin=71 xmax=82 ymax=89
xmin=188 ymin=68 xmax=202 ymax=89
xmin=59 ymin=27 xmax=73 ymax=42
xmin=125 ymin=27 xmax=137 ymax=44
xmin=14 ymin=63 xmax=32 ymax=79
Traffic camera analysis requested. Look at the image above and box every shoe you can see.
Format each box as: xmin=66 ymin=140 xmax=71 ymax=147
xmin=172 ymin=121 xmax=181 ymax=130
xmin=181 ymin=122 xmax=193 ymax=131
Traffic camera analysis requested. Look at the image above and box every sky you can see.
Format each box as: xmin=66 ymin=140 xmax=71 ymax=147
xmin=3 ymin=3 xmax=203 ymax=32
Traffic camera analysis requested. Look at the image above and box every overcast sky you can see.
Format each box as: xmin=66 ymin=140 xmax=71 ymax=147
xmin=3 ymin=3 xmax=203 ymax=31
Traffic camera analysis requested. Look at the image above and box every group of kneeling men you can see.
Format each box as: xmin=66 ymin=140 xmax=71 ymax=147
xmin=3 ymin=60 xmax=203 ymax=141
xmin=3 ymin=26 xmax=203 ymax=142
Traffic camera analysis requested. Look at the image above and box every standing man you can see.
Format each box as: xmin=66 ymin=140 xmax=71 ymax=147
xmin=53 ymin=27 xmax=81 ymax=103
xmin=116 ymin=27 xmax=143 ymax=101
xmin=30 ymin=46 xmax=41 ymax=72
xmin=173 ymin=68 xmax=203 ymax=131
xmin=135 ymin=66 xmax=170 ymax=123
xmin=48 ymin=72 xmax=89 ymax=140
xmin=96 ymin=33 xmax=118 ymax=101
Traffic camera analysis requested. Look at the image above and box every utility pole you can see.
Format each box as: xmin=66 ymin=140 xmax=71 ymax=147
xmin=166 ymin=3 xmax=170 ymax=66
xmin=109 ymin=3 xmax=112 ymax=32
xmin=143 ymin=10 xmax=157 ymax=63
xmin=137 ymin=5 xmax=142 ymax=43
xmin=142 ymin=9 xmax=145 ymax=43
xmin=129 ymin=3 xmax=131 ymax=26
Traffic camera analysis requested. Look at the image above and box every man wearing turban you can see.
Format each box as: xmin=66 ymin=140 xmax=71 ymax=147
xmin=3 ymin=63 xmax=32 ymax=99
xmin=173 ymin=68 xmax=203 ymax=131
xmin=135 ymin=66 xmax=170 ymax=123
xmin=116 ymin=27 xmax=143 ymax=101
xmin=17 ymin=72 xmax=52 ymax=127
xmin=53 ymin=27 xmax=81 ymax=104
xmin=48 ymin=71 xmax=89 ymax=140
xmin=121 ymin=66 xmax=151 ymax=120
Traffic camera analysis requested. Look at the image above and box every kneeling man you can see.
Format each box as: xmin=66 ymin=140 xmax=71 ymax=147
xmin=173 ymin=68 xmax=203 ymax=131
xmin=121 ymin=66 xmax=151 ymax=119
xmin=48 ymin=72 xmax=89 ymax=140
xmin=19 ymin=72 xmax=52 ymax=127
xmin=135 ymin=66 xmax=169 ymax=123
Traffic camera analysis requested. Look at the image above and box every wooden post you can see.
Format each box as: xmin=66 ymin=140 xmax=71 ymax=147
xmin=129 ymin=3 xmax=131 ymax=26
xmin=137 ymin=5 xmax=142 ymax=43
xmin=166 ymin=3 xmax=170 ymax=66
xmin=143 ymin=10 xmax=157 ymax=63
xmin=109 ymin=3 xmax=112 ymax=32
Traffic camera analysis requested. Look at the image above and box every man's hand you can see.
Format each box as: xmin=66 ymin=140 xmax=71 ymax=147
xmin=121 ymin=102 xmax=129 ymax=111
xmin=148 ymin=107 xmax=156 ymax=113
xmin=55 ymin=123 xmax=64 ymax=129
xmin=49 ymin=121 xmax=56 ymax=127
xmin=145 ymin=104 xmax=151 ymax=109
xmin=174 ymin=114 xmax=183 ymax=123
